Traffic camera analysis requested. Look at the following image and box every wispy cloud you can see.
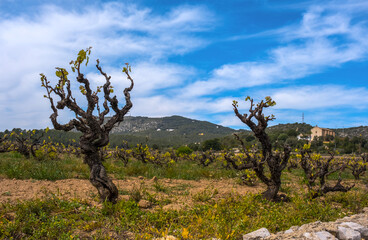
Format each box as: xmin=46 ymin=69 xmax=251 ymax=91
xmin=183 ymin=2 xmax=368 ymax=97
xmin=214 ymin=84 xmax=368 ymax=128
xmin=87 ymin=62 xmax=197 ymax=97
xmin=266 ymin=85 xmax=368 ymax=110
xmin=0 ymin=2 xmax=214 ymax=130
xmin=129 ymin=95 xmax=235 ymax=118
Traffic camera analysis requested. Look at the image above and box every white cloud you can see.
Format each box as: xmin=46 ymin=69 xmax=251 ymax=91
xmin=0 ymin=2 xmax=213 ymax=130
xmin=226 ymin=84 xmax=368 ymax=120
xmin=86 ymin=62 xmax=197 ymax=98
xmin=0 ymin=3 xmax=212 ymax=63
xmin=129 ymin=95 xmax=235 ymax=117
xmin=270 ymin=85 xmax=368 ymax=110
xmin=195 ymin=84 xmax=368 ymax=128
xmin=216 ymin=113 xmax=247 ymax=129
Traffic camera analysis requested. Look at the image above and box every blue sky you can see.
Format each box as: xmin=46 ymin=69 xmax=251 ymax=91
xmin=0 ymin=0 xmax=368 ymax=131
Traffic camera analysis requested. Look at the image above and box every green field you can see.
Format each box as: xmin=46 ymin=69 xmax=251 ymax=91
xmin=0 ymin=151 xmax=367 ymax=239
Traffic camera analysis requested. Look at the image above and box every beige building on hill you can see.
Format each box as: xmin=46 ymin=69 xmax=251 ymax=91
xmin=310 ymin=126 xmax=335 ymax=141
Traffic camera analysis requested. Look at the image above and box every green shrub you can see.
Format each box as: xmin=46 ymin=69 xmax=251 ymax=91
xmin=176 ymin=146 xmax=193 ymax=156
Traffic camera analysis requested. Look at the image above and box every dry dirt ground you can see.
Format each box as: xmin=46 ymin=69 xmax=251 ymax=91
xmin=0 ymin=177 xmax=264 ymax=209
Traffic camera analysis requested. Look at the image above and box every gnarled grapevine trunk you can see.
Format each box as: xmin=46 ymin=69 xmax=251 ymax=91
xmin=262 ymin=184 xmax=280 ymax=201
xmin=84 ymin=151 xmax=118 ymax=203
xmin=80 ymin=134 xmax=119 ymax=203
xmin=232 ymin=97 xmax=291 ymax=201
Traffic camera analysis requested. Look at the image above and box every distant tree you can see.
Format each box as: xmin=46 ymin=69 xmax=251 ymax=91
xmin=232 ymin=96 xmax=291 ymax=201
xmin=286 ymin=129 xmax=298 ymax=137
xmin=202 ymin=138 xmax=222 ymax=151
xmin=285 ymin=137 xmax=298 ymax=148
xmin=324 ymin=134 xmax=335 ymax=142
xmin=245 ymin=135 xmax=255 ymax=142
xmin=277 ymin=133 xmax=288 ymax=142
xmin=41 ymin=47 xmax=134 ymax=203
xmin=188 ymin=142 xmax=199 ymax=151
xmin=311 ymin=136 xmax=323 ymax=150
xmin=176 ymin=146 xmax=193 ymax=156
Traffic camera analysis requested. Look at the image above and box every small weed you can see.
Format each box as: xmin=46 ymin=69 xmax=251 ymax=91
xmin=192 ymin=188 xmax=218 ymax=202
xmin=2 ymin=191 xmax=12 ymax=196
xmin=129 ymin=182 xmax=147 ymax=202
xmin=129 ymin=187 xmax=143 ymax=202
xmin=82 ymin=220 xmax=103 ymax=231
xmin=182 ymin=190 xmax=190 ymax=196
xmin=145 ymin=192 xmax=159 ymax=205
xmin=280 ymin=185 xmax=292 ymax=194
xmin=101 ymin=201 xmax=116 ymax=216
xmin=153 ymin=181 xmax=170 ymax=193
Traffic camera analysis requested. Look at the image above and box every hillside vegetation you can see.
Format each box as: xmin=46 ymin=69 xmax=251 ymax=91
xmin=335 ymin=126 xmax=368 ymax=139
xmin=3 ymin=118 xmax=368 ymax=151
xmin=109 ymin=115 xmax=238 ymax=147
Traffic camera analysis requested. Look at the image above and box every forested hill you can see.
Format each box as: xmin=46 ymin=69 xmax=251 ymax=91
xmin=5 ymin=115 xmax=238 ymax=148
xmin=109 ymin=115 xmax=234 ymax=135
xmin=108 ymin=115 xmax=238 ymax=147
xmin=267 ymin=123 xmax=313 ymax=135
xmin=334 ymin=126 xmax=368 ymax=139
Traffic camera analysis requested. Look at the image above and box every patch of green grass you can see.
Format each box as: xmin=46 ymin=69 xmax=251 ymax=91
xmin=328 ymin=170 xmax=356 ymax=180
xmin=0 ymin=193 xmax=94 ymax=239
xmin=112 ymin=159 xmax=238 ymax=180
xmin=128 ymin=182 xmax=147 ymax=203
xmin=0 ymin=152 xmax=88 ymax=180
xmin=61 ymin=155 xmax=89 ymax=179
